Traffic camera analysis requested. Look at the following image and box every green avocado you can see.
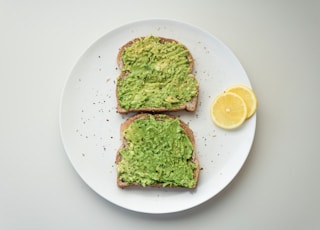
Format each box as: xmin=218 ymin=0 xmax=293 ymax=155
xmin=117 ymin=36 xmax=198 ymax=110
xmin=117 ymin=114 xmax=197 ymax=188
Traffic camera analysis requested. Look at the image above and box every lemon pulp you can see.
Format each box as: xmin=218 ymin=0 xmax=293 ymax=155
xmin=225 ymin=84 xmax=258 ymax=119
xmin=210 ymin=92 xmax=247 ymax=130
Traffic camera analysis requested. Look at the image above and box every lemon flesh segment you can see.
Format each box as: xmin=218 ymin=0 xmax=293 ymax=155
xmin=225 ymin=84 xmax=258 ymax=119
xmin=210 ymin=92 xmax=247 ymax=130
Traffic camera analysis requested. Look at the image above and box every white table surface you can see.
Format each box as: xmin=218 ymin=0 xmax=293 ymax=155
xmin=1 ymin=0 xmax=319 ymax=229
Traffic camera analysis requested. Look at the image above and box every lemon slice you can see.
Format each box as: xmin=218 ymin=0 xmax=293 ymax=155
xmin=225 ymin=84 xmax=258 ymax=119
xmin=210 ymin=92 xmax=247 ymax=130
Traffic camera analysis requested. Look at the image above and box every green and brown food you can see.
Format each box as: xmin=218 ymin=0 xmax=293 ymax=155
xmin=116 ymin=114 xmax=200 ymax=188
xmin=116 ymin=36 xmax=199 ymax=113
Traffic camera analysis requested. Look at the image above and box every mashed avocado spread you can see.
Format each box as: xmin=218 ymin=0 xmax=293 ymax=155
xmin=118 ymin=36 xmax=198 ymax=110
xmin=117 ymin=114 xmax=197 ymax=188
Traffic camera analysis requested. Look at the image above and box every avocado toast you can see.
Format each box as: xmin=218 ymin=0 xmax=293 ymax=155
xmin=116 ymin=114 xmax=200 ymax=188
xmin=116 ymin=36 xmax=199 ymax=114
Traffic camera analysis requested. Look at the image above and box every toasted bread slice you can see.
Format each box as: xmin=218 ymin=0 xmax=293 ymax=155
xmin=117 ymin=37 xmax=194 ymax=71
xmin=116 ymin=36 xmax=199 ymax=114
xmin=116 ymin=113 xmax=200 ymax=188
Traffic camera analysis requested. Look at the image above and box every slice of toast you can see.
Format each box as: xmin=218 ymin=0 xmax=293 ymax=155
xmin=116 ymin=113 xmax=200 ymax=188
xmin=116 ymin=36 xmax=199 ymax=114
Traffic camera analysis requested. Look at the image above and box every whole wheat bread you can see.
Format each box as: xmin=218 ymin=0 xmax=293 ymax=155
xmin=116 ymin=36 xmax=199 ymax=114
xmin=116 ymin=113 xmax=200 ymax=188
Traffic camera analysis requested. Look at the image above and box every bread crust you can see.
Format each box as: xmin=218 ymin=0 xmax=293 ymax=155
xmin=116 ymin=36 xmax=199 ymax=114
xmin=116 ymin=113 xmax=200 ymax=189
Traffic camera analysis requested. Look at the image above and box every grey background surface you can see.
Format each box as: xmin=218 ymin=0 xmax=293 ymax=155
xmin=1 ymin=0 xmax=319 ymax=229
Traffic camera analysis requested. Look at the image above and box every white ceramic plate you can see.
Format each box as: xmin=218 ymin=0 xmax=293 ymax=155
xmin=59 ymin=19 xmax=256 ymax=214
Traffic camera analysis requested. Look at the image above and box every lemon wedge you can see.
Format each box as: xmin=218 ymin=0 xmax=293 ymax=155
xmin=225 ymin=84 xmax=258 ymax=119
xmin=210 ymin=92 xmax=247 ymax=130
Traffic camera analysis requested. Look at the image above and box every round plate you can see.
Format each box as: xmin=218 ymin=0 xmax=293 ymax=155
xmin=59 ymin=19 xmax=256 ymax=214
